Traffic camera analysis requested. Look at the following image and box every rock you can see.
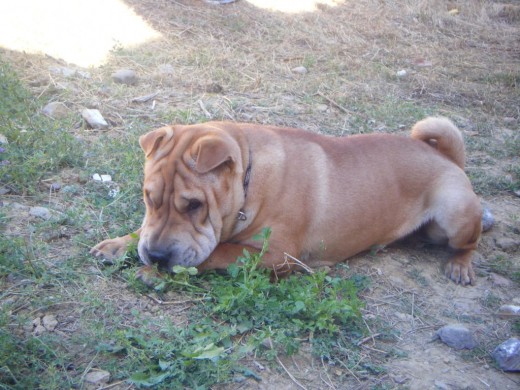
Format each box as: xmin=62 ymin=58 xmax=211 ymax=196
xmin=396 ymin=69 xmax=407 ymax=77
xmin=434 ymin=324 xmax=476 ymax=350
xmin=291 ymin=66 xmax=308 ymax=74
xmin=29 ymin=206 xmax=52 ymax=220
xmin=481 ymin=207 xmax=494 ymax=232
xmin=495 ymin=237 xmax=519 ymax=251
xmin=489 ymin=272 xmax=512 ymax=287
xmin=50 ymin=182 xmax=61 ymax=191
xmin=84 ymin=369 xmax=111 ymax=385
xmin=158 ymin=63 xmax=174 ymax=76
xmin=497 ymin=305 xmax=520 ymax=319
xmin=492 ymin=338 xmax=520 ymax=372
xmin=82 ymin=109 xmax=108 ymax=130
xmin=112 ymin=69 xmax=138 ymax=85
xmin=0 ymin=133 xmax=7 ymax=144
xmin=514 ymin=189 xmax=520 ymax=198
xmin=92 ymin=174 xmax=112 ymax=182
xmin=49 ymin=66 xmax=76 ymax=78
xmin=33 ymin=324 xmax=46 ymax=336
xmin=42 ymin=102 xmax=70 ymax=119
xmin=434 ymin=380 xmax=449 ymax=390
xmin=42 ymin=314 xmax=58 ymax=331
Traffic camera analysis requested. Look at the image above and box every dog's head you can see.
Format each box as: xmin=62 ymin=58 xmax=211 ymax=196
xmin=136 ymin=124 xmax=245 ymax=270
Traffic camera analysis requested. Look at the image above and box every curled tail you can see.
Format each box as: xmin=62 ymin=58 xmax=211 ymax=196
xmin=411 ymin=117 xmax=465 ymax=170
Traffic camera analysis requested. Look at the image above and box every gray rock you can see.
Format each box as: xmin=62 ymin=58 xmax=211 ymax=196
xmin=481 ymin=207 xmax=494 ymax=232
xmin=29 ymin=206 xmax=52 ymax=220
xmin=291 ymin=66 xmax=308 ymax=74
xmin=84 ymin=369 xmax=111 ymax=384
xmin=42 ymin=102 xmax=70 ymax=119
xmin=112 ymin=69 xmax=138 ymax=85
xmin=492 ymin=338 xmax=520 ymax=372
xmin=434 ymin=324 xmax=476 ymax=350
xmin=82 ymin=109 xmax=108 ymax=130
xmin=0 ymin=133 xmax=7 ymax=144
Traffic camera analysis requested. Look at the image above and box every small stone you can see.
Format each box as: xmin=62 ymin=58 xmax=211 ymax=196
xmin=495 ymin=237 xmax=519 ymax=251
xmin=316 ymin=104 xmax=329 ymax=112
xmin=33 ymin=324 xmax=46 ymax=336
xmin=42 ymin=314 xmax=58 ymax=331
xmin=42 ymin=102 xmax=70 ymax=119
xmin=158 ymin=63 xmax=174 ymax=76
xmin=112 ymin=69 xmax=138 ymax=85
xmin=29 ymin=206 xmax=52 ymax=220
xmin=82 ymin=109 xmax=108 ymax=130
xmin=92 ymin=174 xmax=112 ymax=182
xmin=514 ymin=189 xmax=520 ymax=198
xmin=84 ymin=369 xmax=111 ymax=385
xmin=497 ymin=305 xmax=520 ymax=319
xmin=481 ymin=207 xmax=494 ymax=232
xmin=49 ymin=66 xmax=76 ymax=78
xmin=50 ymin=182 xmax=61 ymax=191
xmin=291 ymin=66 xmax=308 ymax=74
xmin=434 ymin=380 xmax=449 ymax=390
xmin=0 ymin=133 xmax=7 ymax=144
xmin=435 ymin=324 xmax=476 ymax=350
xmin=492 ymin=338 xmax=520 ymax=372
xmin=396 ymin=69 xmax=407 ymax=77
xmin=489 ymin=273 xmax=513 ymax=287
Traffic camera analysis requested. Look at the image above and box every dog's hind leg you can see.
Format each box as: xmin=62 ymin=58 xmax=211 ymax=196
xmin=430 ymin=181 xmax=482 ymax=286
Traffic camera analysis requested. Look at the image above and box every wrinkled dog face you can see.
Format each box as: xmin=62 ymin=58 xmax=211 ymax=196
xmin=136 ymin=125 xmax=243 ymax=270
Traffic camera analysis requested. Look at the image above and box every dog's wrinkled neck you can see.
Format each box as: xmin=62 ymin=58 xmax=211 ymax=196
xmin=237 ymin=149 xmax=252 ymax=221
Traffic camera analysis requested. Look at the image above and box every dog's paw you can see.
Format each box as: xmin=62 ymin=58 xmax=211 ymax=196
xmin=444 ymin=261 xmax=476 ymax=286
xmin=90 ymin=238 xmax=128 ymax=261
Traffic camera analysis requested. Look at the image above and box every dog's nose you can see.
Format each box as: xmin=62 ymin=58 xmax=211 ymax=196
xmin=147 ymin=250 xmax=171 ymax=269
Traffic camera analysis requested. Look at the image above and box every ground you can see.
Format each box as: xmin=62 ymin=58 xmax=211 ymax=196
xmin=1 ymin=1 xmax=519 ymax=389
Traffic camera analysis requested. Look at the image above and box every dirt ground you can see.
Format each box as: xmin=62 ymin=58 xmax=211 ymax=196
xmin=1 ymin=0 xmax=520 ymax=389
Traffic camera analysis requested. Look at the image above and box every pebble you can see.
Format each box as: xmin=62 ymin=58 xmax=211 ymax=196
xmin=29 ymin=206 xmax=52 ymax=220
xmin=42 ymin=102 xmax=70 ymax=119
xmin=82 ymin=109 xmax=108 ymax=130
xmin=492 ymin=338 xmax=520 ymax=372
xmin=112 ymin=69 xmax=138 ymax=85
xmin=481 ymin=207 xmax=494 ymax=232
xmin=92 ymin=174 xmax=112 ymax=182
xmin=514 ymin=189 xmax=520 ymax=198
xmin=495 ymin=237 xmax=519 ymax=251
xmin=396 ymin=69 xmax=407 ymax=77
xmin=50 ymin=182 xmax=61 ymax=191
xmin=490 ymin=273 xmax=513 ymax=287
xmin=497 ymin=305 xmax=520 ymax=319
xmin=42 ymin=314 xmax=58 ymax=331
xmin=84 ymin=369 xmax=111 ymax=385
xmin=158 ymin=63 xmax=174 ymax=76
xmin=0 ymin=133 xmax=8 ymax=144
xmin=434 ymin=324 xmax=476 ymax=350
xmin=291 ymin=66 xmax=308 ymax=74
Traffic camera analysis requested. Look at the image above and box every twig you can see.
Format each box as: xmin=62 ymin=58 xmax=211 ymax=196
xmin=316 ymin=91 xmax=367 ymax=118
xmin=283 ymin=252 xmax=314 ymax=274
xmin=356 ymin=333 xmax=382 ymax=346
xmin=198 ymin=99 xmax=212 ymax=118
xmin=268 ymin=339 xmax=307 ymax=390
xmin=145 ymin=295 xmax=208 ymax=305
xmin=336 ymin=359 xmax=362 ymax=384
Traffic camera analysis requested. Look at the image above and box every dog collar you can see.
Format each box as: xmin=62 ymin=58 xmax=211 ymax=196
xmin=238 ymin=150 xmax=252 ymax=221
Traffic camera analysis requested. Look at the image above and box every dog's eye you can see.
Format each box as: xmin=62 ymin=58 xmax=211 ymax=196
xmin=187 ymin=199 xmax=202 ymax=212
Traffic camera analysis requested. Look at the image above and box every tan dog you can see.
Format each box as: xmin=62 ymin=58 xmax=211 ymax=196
xmin=90 ymin=118 xmax=482 ymax=285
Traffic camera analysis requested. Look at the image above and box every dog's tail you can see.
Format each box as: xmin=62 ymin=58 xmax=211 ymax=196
xmin=411 ymin=117 xmax=465 ymax=170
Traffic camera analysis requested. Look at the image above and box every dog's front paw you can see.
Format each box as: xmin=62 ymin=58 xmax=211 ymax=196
xmin=445 ymin=260 xmax=476 ymax=286
xmin=90 ymin=237 xmax=129 ymax=261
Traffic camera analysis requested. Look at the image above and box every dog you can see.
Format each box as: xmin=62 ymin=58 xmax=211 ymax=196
xmin=90 ymin=117 xmax=482 ymax=285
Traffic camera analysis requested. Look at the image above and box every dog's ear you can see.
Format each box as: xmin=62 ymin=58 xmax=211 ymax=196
xmin=139 ymin=126 xmax=174 ymax=158
xmin=193 ymin=135 xmax=240 ymax=174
